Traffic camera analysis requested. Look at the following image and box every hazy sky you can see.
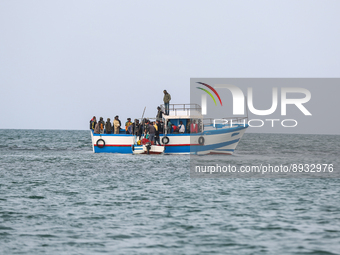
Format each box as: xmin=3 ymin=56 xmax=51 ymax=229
xmin=1 ymin=1 xmax=339 ymax=131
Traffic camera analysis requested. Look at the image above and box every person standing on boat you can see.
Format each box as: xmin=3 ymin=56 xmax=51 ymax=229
xmin=144 ymin=129 xmax=149 ymax=139
xmin=125 ymin=118 xmax=132 ymax=134
xmin=172 ymin=124 xmax=178 ymax=133
xmin=113 ymin=116 xmax=120 ymax=134
xmin=94 ymin=122 xmax=100 ymax=134
xmin=163 ymin=90 xmax=171 ymax=115
xmin=159 ymin=120 xmax=164 ymax=134
xmin=178 ymin=121 xmax=185 ymax=133
xmin=117 ymin=116 xmax=121 ymax=127
xmin=128 ymin=122 xmax=134 ymax=134
xmin=190 ymin=120 xmax=198 ymax=133
xmin=105 ymin=118 xmax=112 ymax=134
xmin=156 ymin=106 xmax=164 ymax=121
xmin=99 ymin=117 xmax=105 ymax=134
xmin=148 ymin=122 xmax=156 ymax=144
xmin=134 ymin=119 xmax=142 ymax=140
xmin=155 ymin=120 xmax=161 ymax=145
xmin=167 ymin=120 xmax=172 ymax=134
xmin=186 ymin=119 xmax=190 ymax=134
xmin=90 ymin=116 xmax=97 ymax=130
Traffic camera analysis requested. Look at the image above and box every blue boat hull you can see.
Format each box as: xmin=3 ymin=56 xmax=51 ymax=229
xmin=91 ymin=124 xmax=248 ymax=155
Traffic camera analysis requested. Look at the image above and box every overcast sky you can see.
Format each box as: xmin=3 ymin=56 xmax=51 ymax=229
xmin=1 ymin=1 xmax=339 ymax=132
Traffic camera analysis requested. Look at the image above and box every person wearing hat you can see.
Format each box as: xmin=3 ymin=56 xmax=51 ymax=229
xmin=113 ymin=115 xmax=120 ymax=134
xmin=156 ymin=106 xmax=164 ymax=121
xmin=125 ymin=118 xmax=132 ymax=134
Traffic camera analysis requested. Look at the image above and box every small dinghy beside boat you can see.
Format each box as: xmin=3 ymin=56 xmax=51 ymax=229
xmin=132 ymin=142 xmax=165 ymax=155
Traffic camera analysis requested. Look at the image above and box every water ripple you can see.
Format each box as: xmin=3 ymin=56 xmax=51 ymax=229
xmin=0 ymin=130 xmax=339 ymax=254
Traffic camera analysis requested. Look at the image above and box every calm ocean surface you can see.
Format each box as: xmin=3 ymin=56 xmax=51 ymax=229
xmin=1 ymin=129 xmax=339 ymax=255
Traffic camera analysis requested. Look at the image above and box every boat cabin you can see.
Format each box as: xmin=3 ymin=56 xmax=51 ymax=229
xmin=160 ymin=104 xmax=203 ymax=135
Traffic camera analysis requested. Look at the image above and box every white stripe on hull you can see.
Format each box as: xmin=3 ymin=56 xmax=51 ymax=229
xmin=91 ymin=126 xmax=247 ymax=155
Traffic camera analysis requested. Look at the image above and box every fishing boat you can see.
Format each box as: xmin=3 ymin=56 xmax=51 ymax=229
xmin=90 ymin=104 xmax=248 ymax=155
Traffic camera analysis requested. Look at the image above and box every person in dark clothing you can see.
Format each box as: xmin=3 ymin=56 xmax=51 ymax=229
xmin=159 ymin=121 xmax=164 ymax=134
xmin=143 ymin=119 xmax=150 ymax=136
xmin=156 ymin=106 xmax=164 ymax=121
xmin=148 ymin=122 xmax=156 ymax=144
xmin=167 ymin=120 xmax=172 ymax=134
xmin=99 ymin=117 xmax=105 ymax=134
xmin=140 ymin=119 xmax=146 ymax=139
xmin=140 ymin=122 xmax=144 ymax=139
xmin=134 ymin=119 xmax=142 ymax=140
xmin=186 ymin=119 xmax=190 ymax=133
xmin=155 ymin=120 xmax=161 ymax=145
xmin=117 ymin=116 xmax=121 ymax=127
xmin=105 ymin=118 xmax=112 ymax=134
xmin=90 ymin=116 xmax=97 ymax=130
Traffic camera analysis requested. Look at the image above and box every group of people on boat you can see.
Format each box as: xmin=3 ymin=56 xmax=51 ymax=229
xmin=89 ymin=89 xmax=202 ymax=145
xmin=90 ymin=109 xmax=200 ymax=136
xmin=90 ymin=116 xmax=123 ymax=134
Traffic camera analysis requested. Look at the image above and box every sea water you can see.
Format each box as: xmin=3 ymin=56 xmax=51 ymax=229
xmin=0 ymin=129 xmax=339 ymax=254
